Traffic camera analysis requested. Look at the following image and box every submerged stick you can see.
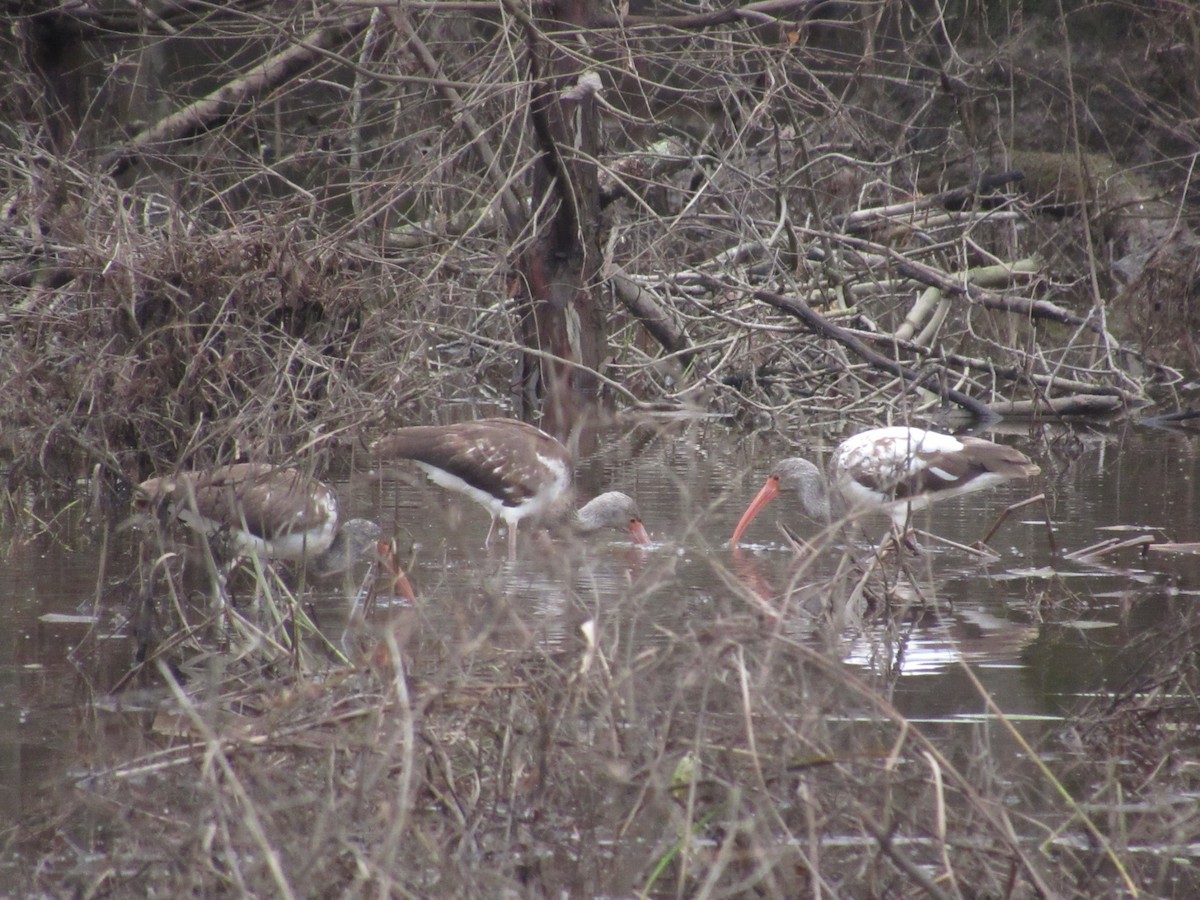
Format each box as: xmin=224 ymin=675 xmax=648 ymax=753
xmin=977 ymin=493 xmax=1056 ymax=555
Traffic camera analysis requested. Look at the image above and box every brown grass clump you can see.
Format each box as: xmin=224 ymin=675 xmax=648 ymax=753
xmin=0 ymin=192 xmax=427 ymax=485
xmin=1077 ymin=600 xmax=1200 ymax=792
xmin=10 ymin=523 xmax=1186 ymax=898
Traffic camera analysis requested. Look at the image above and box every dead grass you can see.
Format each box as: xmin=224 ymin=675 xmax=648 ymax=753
xmin=4 ymin=522 xmax=1190 ymax=899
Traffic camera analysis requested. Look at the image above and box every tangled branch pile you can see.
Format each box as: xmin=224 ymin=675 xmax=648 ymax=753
xmin=1 ymin=2 xmax=1196 ymax=485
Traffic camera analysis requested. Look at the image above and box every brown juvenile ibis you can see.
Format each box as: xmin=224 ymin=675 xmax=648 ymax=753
xmin=731 ymin=426 xmax=1040 ymax=547
xmin=371 ymin=418 xmax=651 ymax=558
xmin=135 ymin=463 xmax=384 ymax=577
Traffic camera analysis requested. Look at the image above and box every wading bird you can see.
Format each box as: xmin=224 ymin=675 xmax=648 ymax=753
xmin=135 ymin=463 xmax=387 ymax=578
xmin=372 ymin=418 xmax=651 ymax=558
xmin=730 ymin=426 xmax=1039 ymax=547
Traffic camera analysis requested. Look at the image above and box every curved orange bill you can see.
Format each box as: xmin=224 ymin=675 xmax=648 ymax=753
xmin=390 ymin=568 xmax=417 ymax=603
xmin=375 ymin=540 xmax=416 ymax=602
xmin=730 ymin=476 xmax=781 ymax=547
xmin=629 ymin=519 xmax=652 ymax=546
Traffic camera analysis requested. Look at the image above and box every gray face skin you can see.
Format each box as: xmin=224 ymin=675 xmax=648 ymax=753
xmin=572 ymin=491 xmax=651 ymax=544
xmin=310 ymin=518 xmax=382 ymax=576
xmin=771 ymin=458 xmax=833 ymax=521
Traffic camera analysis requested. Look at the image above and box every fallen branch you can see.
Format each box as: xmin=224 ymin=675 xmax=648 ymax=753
xmin=703 ymin=276 xmax=998 ymax=420
xmin=844 ymin=328 xmax=1135 ymax=403
xmin=987 ymin=395 xmax=1128 ymax=417
xmin=102 ymin=17 xmax=370 ymax=177
xmin=838 ymin=170 xmax=1025 ymax=234
xmin=895 ymin=258 xmax=1041 ymax=344
xmin=1145 ymin=542 xmax=1200 ymax=557
xmin=1064 ymin=534 xmax=1157 ymax=561
xmin=828 ymin=231 xmax=1103 ymax=334
xmin=610 ymin=272 xmax=696 ymax=370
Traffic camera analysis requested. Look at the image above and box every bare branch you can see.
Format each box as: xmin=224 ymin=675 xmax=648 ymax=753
xmin=102 ymin=16 xmax=371 ymax=177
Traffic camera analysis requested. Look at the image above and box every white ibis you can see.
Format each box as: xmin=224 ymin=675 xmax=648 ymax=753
xmin=134 ymin=463 xmax=384 ymax=577
xmin=730 ymin=426 xmax=1040 ymax=547
xmin=371 ymin=418 xmax=651 ymax=558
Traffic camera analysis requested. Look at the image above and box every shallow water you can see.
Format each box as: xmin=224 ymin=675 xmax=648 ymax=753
xmin=3 ymin=420 xmax=1200 ymax=844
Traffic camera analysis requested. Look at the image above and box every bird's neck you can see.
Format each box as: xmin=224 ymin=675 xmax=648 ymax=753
xmin=310 ymin=519 xmax=381 ymax=576
xmin=569 ymin=497 xmax=604 ymax=533
xmin=803 ymin=474 xmax=834 ymax=523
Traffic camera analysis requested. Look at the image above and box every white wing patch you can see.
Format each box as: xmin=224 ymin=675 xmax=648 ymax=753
xmin=834 ymin=427 xmax=964 ymax=516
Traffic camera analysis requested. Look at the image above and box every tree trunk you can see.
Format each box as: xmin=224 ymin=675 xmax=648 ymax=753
xmin=517 ymin=2 xmax=608 ymax=438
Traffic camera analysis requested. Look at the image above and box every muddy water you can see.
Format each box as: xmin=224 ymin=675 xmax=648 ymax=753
xmin=3 ymin=422 xmax=1200 ymax=832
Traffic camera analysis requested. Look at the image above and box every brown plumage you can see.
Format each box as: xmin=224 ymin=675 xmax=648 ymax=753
xmin=135 ymin=463 xmax=378 ymax=573
xmin=372 ymin=418 xmax=650 ymax=557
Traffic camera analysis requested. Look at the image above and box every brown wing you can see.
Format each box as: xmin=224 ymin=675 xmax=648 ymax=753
xmin=887 ymin=450 xmax=990 ymax=499
xmin=892 ymin=439 xmax=1038 ymax=498
xmin=138 ymin=463 xmax=336 ymax=540
xmin=956 ymin=437 xmax=1040 ymax=478
xmin=373 ymin=418 xmax=570 ymax=508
